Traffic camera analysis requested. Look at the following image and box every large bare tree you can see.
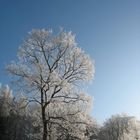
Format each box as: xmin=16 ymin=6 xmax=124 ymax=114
xmin=6 ymin=29 xmax=95 ymax=140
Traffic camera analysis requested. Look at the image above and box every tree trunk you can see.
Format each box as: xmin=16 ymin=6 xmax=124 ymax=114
xmin=41 ymin=89 xmax=47 ymax=140
xmin=43 ymin=122 xmax=47 ymax=140
xmin=42 ymin=106 xmax=47 ymax=140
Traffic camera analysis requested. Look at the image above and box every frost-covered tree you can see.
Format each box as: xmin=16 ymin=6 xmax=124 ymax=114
xmin=84 ymin=116 xmax=100 ymax=140
xmin=6 ymin=29 xmax=95 ymax=140
xmin=0 ymin=84 xmax=13 ymax=116
xmin=0 ymin=84 xmax=13 ymax=140
xmin=98 ymin=114 xmax=140 ymax=140
xmin=122 ymin=117 xmax=140 ymax=140
xmin=0 ymin=84 xmax=34 ymax=140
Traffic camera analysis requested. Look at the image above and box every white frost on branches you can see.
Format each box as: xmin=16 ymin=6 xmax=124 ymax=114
xmin=6 ymin=29 xmax=95 ymax=140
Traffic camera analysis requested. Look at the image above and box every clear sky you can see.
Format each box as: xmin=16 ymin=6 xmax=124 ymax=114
xmin=0 ymin=0 xmax=140 ymax=123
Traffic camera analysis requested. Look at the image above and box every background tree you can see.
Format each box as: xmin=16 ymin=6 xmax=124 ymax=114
xmin=98 ymin=114 xmax=140 ymax=140
xmin=84 ymin=116 xmax=100 ymax=140
xmin=6 ymin=29 xmax=95 ymax=140
xmin=0 ymin=84 xmax=34 ymax=140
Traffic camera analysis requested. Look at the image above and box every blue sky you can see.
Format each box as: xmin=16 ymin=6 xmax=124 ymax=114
xmin=0 ymin=0 xmax=140 ymax=123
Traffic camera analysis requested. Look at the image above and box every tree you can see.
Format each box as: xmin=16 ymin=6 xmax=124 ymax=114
xmin=122 ymin=117 xmax=140 ymax=140
xmin=84 ymin=116 xmax=100 ymax=140
xmin=0 ymin=84 xmax=13 ymax=116
xmin=0 ymin=84 xmax=34 ymax=140
xmin=98 ymin=114 xmax=140 ymax=140
xmin=6 ymin=29 xmax=95 ymax=140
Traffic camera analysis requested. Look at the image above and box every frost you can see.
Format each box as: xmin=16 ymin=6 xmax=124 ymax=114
xmin=6 ymin=29 xmax=95 ymax=140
